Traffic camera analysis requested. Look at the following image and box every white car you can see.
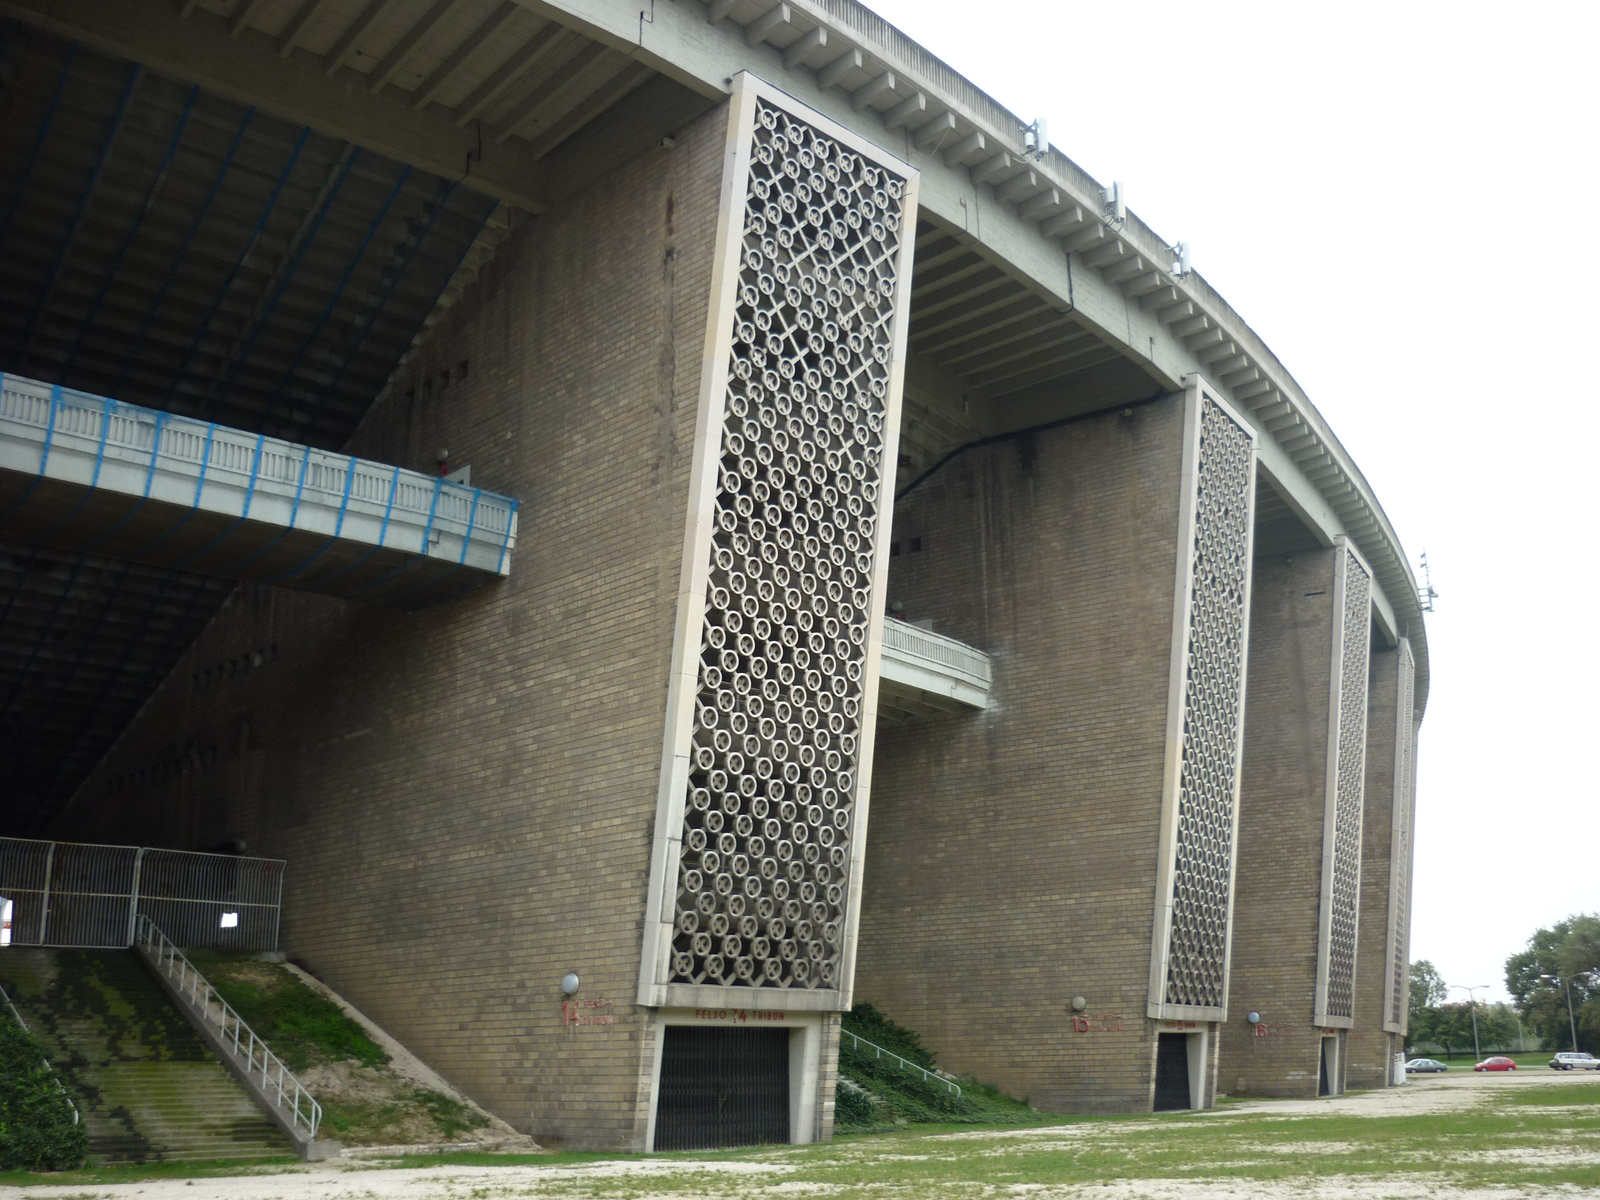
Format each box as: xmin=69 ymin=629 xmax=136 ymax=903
xmin=1548 ymin=1052 xmax=1600 ymax=1071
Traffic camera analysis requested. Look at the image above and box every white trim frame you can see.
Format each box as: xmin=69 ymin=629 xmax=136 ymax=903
xmin=1312 ymin=537 xmax=1375 ymax=1028
xmin=636 ymin=72 xmax=920 ymax=1012
xmin=1320 ymin=1030 xmax=1346 ymax=1096
xmin=642 ymin=1008 xmax=825 ymax=1152
xmin=1146 ymin=374 xmax=1258 ymax=1023
xmin=1381 ymin=638 xmax=1417 ymax=1035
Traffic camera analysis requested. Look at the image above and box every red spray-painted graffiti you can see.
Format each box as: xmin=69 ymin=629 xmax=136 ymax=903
xmin=564 ymin=997 xmax=615 ymax=1029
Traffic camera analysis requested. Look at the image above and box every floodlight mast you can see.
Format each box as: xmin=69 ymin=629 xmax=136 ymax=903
xmin=1418 ymin=551 xmax=1438 ymax=612
xmin=1539 ymin=972 xmax=1590 ymax=1053
xmin=1021 ymin=118 xmax=1048 ymax=162
xmin=1448 ymin=984 xmax=1488 ymax=1061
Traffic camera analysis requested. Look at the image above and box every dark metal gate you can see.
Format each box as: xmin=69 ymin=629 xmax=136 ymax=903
xmin=1153 ymin=1032 xmax=1191 ymax=1111
xmin=654 ymin=1025 xmax=790 ymax=1150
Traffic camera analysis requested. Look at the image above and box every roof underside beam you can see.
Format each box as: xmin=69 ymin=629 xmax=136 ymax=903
xmin=0 ymin=0 xmax=710 ymax=216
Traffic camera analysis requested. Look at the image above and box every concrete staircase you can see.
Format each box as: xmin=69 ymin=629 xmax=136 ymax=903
xmin=0 ymin=948 xmax=292 ymax=1163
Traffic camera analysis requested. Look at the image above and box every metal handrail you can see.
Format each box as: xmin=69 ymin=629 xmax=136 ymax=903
xmin=0 ymin=982 xmax=81 ymax=1126
xmin=133 ymin=914 xmax=321 ymax=1139
xmin=840 ymin=1029 xmax=962 ymax=1098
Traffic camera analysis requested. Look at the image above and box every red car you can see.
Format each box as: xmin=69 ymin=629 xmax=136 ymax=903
xmin=1474 ymin=1056 xmax=1518 ymax=1072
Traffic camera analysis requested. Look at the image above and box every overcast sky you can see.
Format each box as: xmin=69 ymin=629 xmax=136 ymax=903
xmin=863 ymin=0 xmax=1600 ymax=1004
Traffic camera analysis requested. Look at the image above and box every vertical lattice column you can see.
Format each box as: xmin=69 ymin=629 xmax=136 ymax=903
xmin=1314 ymin=540 xmax=1374 ymax=1024
xmin=1148 ymin=379 xmax=1258 ymax=1021
xmin=1382 ymin=639 xmax=1417 ymax=1033
xmin=638 ymin=77 xmax=918 ymax=1009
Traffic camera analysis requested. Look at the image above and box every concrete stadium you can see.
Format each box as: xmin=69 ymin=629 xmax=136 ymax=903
xmin=0 ymin=0 xmax=1426 ymax=1153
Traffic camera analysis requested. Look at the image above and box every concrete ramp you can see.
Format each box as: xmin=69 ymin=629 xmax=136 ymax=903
xmin=0 ymin=948 xmax=293 ymax=1163
xmin=0 ymin=374 xmax=518 ymax=610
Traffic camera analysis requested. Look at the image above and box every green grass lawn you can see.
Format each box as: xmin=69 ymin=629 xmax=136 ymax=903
xmin=5 ymin=1075 xmax=1597 ymax=1195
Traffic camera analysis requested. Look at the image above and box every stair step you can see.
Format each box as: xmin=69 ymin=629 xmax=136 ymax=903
xmin=0 ymin=949 xmax=295 ymax=1162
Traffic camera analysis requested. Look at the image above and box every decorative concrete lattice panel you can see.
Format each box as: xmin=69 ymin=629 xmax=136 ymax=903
xmin=1162 ymin=395 xmax=1256 ymax=1011
xmin=667 ymin=98 xmax=910 ymax=991
xmin=1320 ymin=545 xmax=1373 ymax=1021
xmin=1385 ymin=640 xmax=1417 ymax=1030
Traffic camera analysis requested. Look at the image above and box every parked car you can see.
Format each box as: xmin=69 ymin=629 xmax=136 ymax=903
xmin=1548 ymin=1052 xmax=1600 ymax=1071
xmin=1474 ymin=1056 xmax=1518 ymax=1072
xmin=1405 ymin=1058 xmax=1448 ymax=1073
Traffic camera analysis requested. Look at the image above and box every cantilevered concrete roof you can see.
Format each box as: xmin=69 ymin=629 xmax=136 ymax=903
xmin=0 ymin=0 xmax=1428 ymax=835
xmin=0 ymin=25 xmax=507 ymax=832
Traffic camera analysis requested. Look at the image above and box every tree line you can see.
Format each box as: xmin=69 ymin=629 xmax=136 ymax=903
xmin=1408 ymin=913 xmax=1599 ymax=1057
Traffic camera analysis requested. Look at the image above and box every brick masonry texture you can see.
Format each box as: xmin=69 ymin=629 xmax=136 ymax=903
xmin=853 ymin=397 xmax=1191 ymax=1115
xmin=1219 ymin=548 xmax=1347 ymax=1098
xmin=1348 ymin=645 xmax=1402 ymax=1088
xmin=56 ymin=102 xmax=732 ymax=1152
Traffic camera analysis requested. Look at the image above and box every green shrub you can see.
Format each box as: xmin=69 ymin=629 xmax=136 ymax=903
xmin=841 ymin=1043 xmax=967 ymax=1120
xmin=832 ymin=1083 xmax=881 ymax=1129
xmin=0 ymin=1021 xmax=88 ymax=1171
xmin=836 ymin=1002 xmax=1041 ymax=1128
xmin=843 ymin=1003 xmax=935 ymax=1068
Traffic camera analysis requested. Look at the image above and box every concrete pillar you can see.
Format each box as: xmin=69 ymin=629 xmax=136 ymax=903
xmin=627 ymin=75 xmax=921 ymax=1151
xmin=1220 ymin=539 xmax=1373 ymax=1097
xmin=854 ymin=380 xmax=1256 ymax=1113
xmin=1346 ymin=639 xmax=1419 ymax=1087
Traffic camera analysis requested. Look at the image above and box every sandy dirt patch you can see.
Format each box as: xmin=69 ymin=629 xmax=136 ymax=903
xmin=280 ymin=964 xmax=537 ymax=1154
xmin=1206 ymin=1065 xmax=1598 ymax=1119
xmin=7 ymin=1064 xmax=1597 ymax=1200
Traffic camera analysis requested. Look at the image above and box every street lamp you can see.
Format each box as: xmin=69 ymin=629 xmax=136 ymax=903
xmin=1538 ymin=971 xmax=1593 ymax=1053
xmin=1449 ymin=984 xmax=1489 ymax=1061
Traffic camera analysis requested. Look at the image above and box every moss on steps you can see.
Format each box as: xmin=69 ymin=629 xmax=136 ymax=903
xmin=0 ymin=950 xmax=291 ymax=1164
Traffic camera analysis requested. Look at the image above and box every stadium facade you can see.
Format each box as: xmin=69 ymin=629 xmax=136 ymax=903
xmin=0 ymin=0 xmax=1424 ymax=1149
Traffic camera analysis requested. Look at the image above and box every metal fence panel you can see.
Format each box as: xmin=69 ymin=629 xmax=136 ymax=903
xmin=0 ymin=838 xmax=50 ymax=945
xmin=138 ymin=849 xmax=283 ymax=949
xmin=42 ymin=842 xmax=139 ymax=948
xmin=0 ymin=838 xmax=284 ymax=950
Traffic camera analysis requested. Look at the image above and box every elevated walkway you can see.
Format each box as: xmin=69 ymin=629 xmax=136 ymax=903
xmin=0 ymin=374 xmax=518 ymax=610
xmin=878 ymin=619 xmax=994 ymax=720
xmin=0 ymin=948 xmax=292 ymax=1163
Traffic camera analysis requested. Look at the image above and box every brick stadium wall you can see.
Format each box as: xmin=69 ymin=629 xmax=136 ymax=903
xmin=853 ymin=397 xmax=1187 ymax=1115
xmin=56 ymin=102 xmax=731 ymax=1151
xmin=1218 ymin=549 xmax=1340 ymax=1097
xmin=1347 ymin=645 xmax=1401 ymax=1087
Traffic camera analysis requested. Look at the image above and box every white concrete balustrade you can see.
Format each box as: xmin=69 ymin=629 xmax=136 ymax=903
xmin=878 ymin=618 xmax=994 ymax=718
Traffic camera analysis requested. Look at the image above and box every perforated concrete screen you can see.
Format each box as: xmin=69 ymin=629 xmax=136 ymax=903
xmin=1316 ymin=542 xmax=1374 ymax=1024
xmin=1150 ymin=382 xmax=1257 ymax=1020
xmin=1384 ymin=639 xmax=1418 ymax=1032
xmin=639 ymin=77 xmax=917 ymax=1008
